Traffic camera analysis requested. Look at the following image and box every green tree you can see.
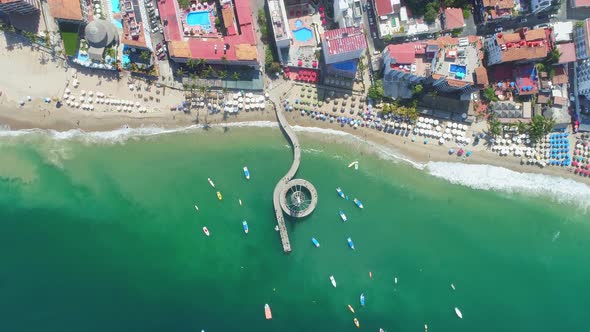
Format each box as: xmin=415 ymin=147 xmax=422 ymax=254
xmin=232 ymin=72 xmax=241 ymax=80
xmin=383 ymin=35 xmax=392 ymax=43
xmin=140 ymin=50 xmax=150 ymax=62
xmin=412 ymin=84 xmax=423 ymax=96
xmin=517 ymin=121 xmax=528 ymax=134
xmin=186 ymin=59 xmax=198 ymax=70
xmin=219 ymin=70 xmax=228 ymax=79
xmin=367 ymin=80 xmax=385 ymax=101
xmin=528 ymin=115 xmax=554 ymax=143
xmin=424 ymin=3 xmax=439 ymax=24
xmin=462 ymin=8 xmax=470 ymax=19
xmin=176 ymin=67 xmax=185 ymax=77
xmin=548 ymin=48 xmax=561 ymax=64
xmin=482 ymin=86 xmax=498 ymax=103
xmin=488 ymin=114 xmax=502 ymax=138
xmin=178 ymin=0 xmax=190 ymax=8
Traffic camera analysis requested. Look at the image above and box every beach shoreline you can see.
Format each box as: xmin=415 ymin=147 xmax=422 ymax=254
xmin=1 ymin=99 xmax=589 ymax=187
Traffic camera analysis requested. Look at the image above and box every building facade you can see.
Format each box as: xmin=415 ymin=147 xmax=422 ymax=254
xmin=322 ymin=26 xmax=366 ymax=78
xmin=484 ymin=28 xmax=552 ymax=66
xmin=334 ymin=0 xmax=363 ymax=28
xmin=0 ymin=0 xmax=39 ymax=15
xmin=530 ymin=0 xmax=552 ymax=14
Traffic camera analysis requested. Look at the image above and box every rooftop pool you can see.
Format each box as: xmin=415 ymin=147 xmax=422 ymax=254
xmin=111 ymin=0 xmax=120 ymax=13
xmin=450 ymin=64 xmax=466 ymax=79
xmin=186 ymin=11 xmax=211 ymax=29
xmin=293 ymin=27 xmax=312 ymax=42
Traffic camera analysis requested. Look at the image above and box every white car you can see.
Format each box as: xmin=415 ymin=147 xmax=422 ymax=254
xmin=151 ymin=27 xmax=158 ymax=33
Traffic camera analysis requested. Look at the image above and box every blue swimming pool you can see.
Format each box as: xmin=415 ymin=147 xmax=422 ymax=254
xmin=112 ymin=19 xmax=123 ymax=29
xmin=122 ymin=53 xmax=130 ymax=67
xmin=77 ymin=51 xmax=90 ymax=64
xmin=450 ymin=64 xmax=466 ymax=78
xmin=186 ymin=11 xmax=211 ymax=29
xmin=293 ymin=27 xmax=312 ymax=42
xmin=333 ymin=60 xmax=357 ymax=72
xmin=111 ymin=0 xmax=120 ymax=13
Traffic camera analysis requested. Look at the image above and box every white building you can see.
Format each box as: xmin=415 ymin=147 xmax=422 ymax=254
xmin=531 ymin=0 xmax=552 ymax=14
xmin=553 ymin=21 xmax=574 ymax=44
xmin=579 ymin=59 xmax=590 ymax=99
xmin=334 ymin=0 xmax=363 ymax=28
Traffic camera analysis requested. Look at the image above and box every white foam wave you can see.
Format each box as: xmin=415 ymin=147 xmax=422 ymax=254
xmin=427 ymin=162 xmax=590 ymax=209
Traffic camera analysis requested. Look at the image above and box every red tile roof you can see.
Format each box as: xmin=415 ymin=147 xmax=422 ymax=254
xmin=552 ymin=66 xmax=568 ymax=85
xmin=482 ymin=0 xmax=513 ymax=9
xmin=474 ymin=67 xmax=489 ymax=87
xmin=524 ymin=28 xmax=546 ymax=41
xmin=324 ymin=27 xmax=367 ymax=56
xmin=386 ymin=42 xmax=429 ymax=64
xmin=443 ymin=8 xmax=465 ymax=30
xmin=557 ymin=42 xmax=576 ymax=63
xmin=48 ymin=0 xmax=83 ymax=21
xmin=375 ymin=0 xmax=393 ymax=16
xmin=572 ymin=0 xmax=590 ymax=7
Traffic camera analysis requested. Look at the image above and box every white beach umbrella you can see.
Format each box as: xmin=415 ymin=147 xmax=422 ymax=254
xmin=434 ymin=119 xmax=439 ymax=126
xmin=74 ymin=102 xmax=80 ymax=108
xmin=419 ymin=117 xmax=424 ymax=122
xmin=88 ymin=91 xmax=93 ymax=96
xmin=81 ymin=90 xmax=86 ymax=96
xmin=135 ymin=101 xmax=141 ymax=107
xmin=79 ymin=96 xmax=85 ymax=101
xmin=452 ymin=123 xmax=457 ymax=129
xmin=88 ymin=98 xmax=93 ymax=103
xmin=116 ymin=106 xmax=121 ymax=111
xmin=439 ymin=138 xmax=445 ymax=144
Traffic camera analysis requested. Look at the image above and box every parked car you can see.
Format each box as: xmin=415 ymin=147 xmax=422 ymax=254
xmin=371 ymin=31 xmax=377 ymax=39
xmin=156 ymin=42 xmax=162 ymax=50
xmin=159 ymin=26 xmax=164 ymax=34
xmin=151 ymin=27 xmax=158 ymax=33
xmin=495 ymin=27 xmax=503 ymax=32
xmin=158 ymin=53 xmax=166 ymax=61
xmin=549 ymin=14 xmax=557 ymax=18
xmin=520 ymin=17 xmax=527 ymax=23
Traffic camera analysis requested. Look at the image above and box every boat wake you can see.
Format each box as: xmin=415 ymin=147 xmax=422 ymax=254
xmin=426 ymin=162 xmax=590 ymax=210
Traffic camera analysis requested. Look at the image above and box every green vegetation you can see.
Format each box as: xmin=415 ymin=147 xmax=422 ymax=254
xmin=60 ymin=31 xmax=79 ymax=56
xmin=575 ymin=21 xmax=584 ymax=28
xmin=482 ymin=86 xmax=498 ymax=103
xmin=548 ymin=48 xmax=561 ymax=65
xmin=424 ymin=2 xmax=439 ymax=24
xmin=140 ymin=50 xmax=150 ymax=62
xmin=381 ymin=100 xmax=419 ymax=121
xmin=265 ymin=47 xmax=281 ymax=75
xmin=219 ymin=70 xmax=228 ymax=79
xmin=232 ymin=72 xmax=241 ymax=80
xmin=487 ymin=114 xmax=502 ymax=137
xmin=451 ymin=29 xmax=462 ymax=37
xmin=176 ymin=67 xmax=185 ymax=77
xmin=412 ymin=84 xmax=423 ymax=96
xmin=257 ymin=9 xmax=269 ymax=44
xmin=367 ymin=80 xmax=385 ymax=101
xmin=462 ymin=8 xmax=470 ymax=19
xmin=528 ymin=115 xmax=555 ymax=143
xmin=178 ymin=0 xmax=190 ymax=9
xmin=383 ymin=35 xmax=392 ymax=43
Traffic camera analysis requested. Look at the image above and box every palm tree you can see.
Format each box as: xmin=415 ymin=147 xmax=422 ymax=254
xmin=232 ymin=72 xmax=241 ymax=80
xmin=487 ymin=114 xmax=502 ymax=138
xmin=187 ymin=59 xmax=197 ymax=70
xmin=197 ymin=58 xmax=206 ymax=68
xmin=140 ymin=50 xmax=150 ymax=62
xmin=548 ymin=48 xmax=561 ymax=64
xmin=176 ymin=67 xmax=185 ymax=77
xmin=219 ymin=70 xmax=228 ymax=79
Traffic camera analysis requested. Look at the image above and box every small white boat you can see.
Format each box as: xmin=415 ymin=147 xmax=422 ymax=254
xmin=394 ymin=276 xmax=398 ymax=284
xmin=274 ymin=225 xmax=279 ymax=232
xmin=330 ymin=275 xmax=337 ymax=288
xmin=203 ymin=227 xmax=210 ymax=237
xmin=336 ymin=187 xmax=345 ymax=199
xmin=348 ymin=161 xmax=358 ymax=168
xmin=207 ymin=178 xmax=215 ymax=188
xmin=339 ymin=210 xmax=347 ymax=222
xmin=243 ymin=166 xmax=250 ymax=180
xmin=264 ymin=303 xmax=272 ymax=320
xmin=451 ymin=283 xmax=456 ymax=290
xmin=353 ymin=198 xmax=363 ymax=209
xmin=425 ymin=324 xmax=428 ymax=332
xmin=194 ymin=204 xmax=199 ymax=211
xmin=455 ymin=307 xmax=463 ymax=319
xmin=239 ymin=199 xmax=242 ymax=206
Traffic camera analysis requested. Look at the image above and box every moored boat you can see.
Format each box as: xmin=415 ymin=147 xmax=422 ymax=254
xmin=207 ymin=178 xmax=215 ymax=188
xmin=347 ymin=237 xmax=355 ymax=250
xmin=203 ymin=227 xmax=210 ymax=236
xmin=347 ymin=304 xmax=355 ymax=314
xmin=353 ymin=198 xmax=363 ymax=209
xmin=394 ymin=276 xmax=398 ymax=284
xmin=369 ymin=271 xmax=373 ymax=279
xmin=217 ymin=191 xmax=222 ymax=200
xmin=353 ymin=318 xmax=360 ymax=328
xmin=336 ymin=187 xmax=345 ymax=198
xmin=242 ymin=221 xmax=249 ymax=234
xmin=264 ymin=303 xmax=272 ymax=320
xmin=348 ymin=161 xmax=358 ymax=168
xmin=339 ymin=210 xmax=347 ymax=222
xmin=379 ymin=329 xmax=385 ymax=332
xmin=243 ymin=166 xmax=250 ymax=180
xmin=359 ymin=293 xmax=365 ymax=306
xmin=311 ymin=237 xmax=320 ymax=247
xmin=330 ymin=275 xmax=337 ymax=288
xmin=455 ymin=307 xmax=463 ymax=319
xmin=194 ymin=204 xmax=199 ymax=211
xmin=239 ymin=199 xmax=242 ymax=205
xmin=451 ymin=283 xmax=456 ymax=290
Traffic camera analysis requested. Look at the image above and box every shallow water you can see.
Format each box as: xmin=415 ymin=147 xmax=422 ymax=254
xmin=0 ymin=126 xmax=589 ymax=332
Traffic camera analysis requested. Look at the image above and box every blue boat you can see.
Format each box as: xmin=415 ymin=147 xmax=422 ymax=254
xmin=311 ymin=237 xmax=320 ymax=247
xmin=336 ymin=187 xmax=345 ymax=198
xmin=243 ymin=166 xmax=250 ymax=180
xmin=339 ymin=210 xmax=348 ymax=222
xmin=360 ymin=293 xmax=365 ymax=306
xmin=242 ymin=220 xmax=249 ymax=234
xmin=354 ymin=198 xmax=364 ymax=209
xmin=347 ymin=237 xmax=355 ymax=250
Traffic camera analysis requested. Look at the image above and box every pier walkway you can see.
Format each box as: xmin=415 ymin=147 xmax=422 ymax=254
xmin=271 ymin=98 xmax=301 ymax=253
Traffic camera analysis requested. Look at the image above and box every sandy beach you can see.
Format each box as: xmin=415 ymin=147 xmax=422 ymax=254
xmin=1 ymin=32 xmax=589 ymax=186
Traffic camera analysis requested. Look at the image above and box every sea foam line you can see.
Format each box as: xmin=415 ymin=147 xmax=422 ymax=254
xmin=426 ymin=162 xmax=590 ymax=209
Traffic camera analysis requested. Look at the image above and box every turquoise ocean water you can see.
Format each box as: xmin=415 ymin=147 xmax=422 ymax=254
xmin=0 ymin=126 xmax=589 ymax=332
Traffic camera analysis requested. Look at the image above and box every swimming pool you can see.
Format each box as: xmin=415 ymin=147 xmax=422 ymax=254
xmin=111 ymin=0 xmax=120 ymax=13
xmin=333 ymin=60 xmax=357 ymax=72
xmin=295 ymin=19 xmax=303 ymax=28
xmin=186 ymin=11 xmax=211 ymax=29
xmin=77 ymin=52 xmax=90 ymax=64
xmin=112 ymin=19 xmax=123 ymax=29
xmin=293 ymin=27 xmax=312 ymax=42
xmin=450 ymin=64 xmax=466 ymax=78
xmin=122 ymin=53 xmax=130 ymax=67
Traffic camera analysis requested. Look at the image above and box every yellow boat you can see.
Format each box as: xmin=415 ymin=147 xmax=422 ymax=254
xmin=354 ymin=318 xmax=360 ymax=328
xmin=217 ymin=191 xmax=222 ymax=200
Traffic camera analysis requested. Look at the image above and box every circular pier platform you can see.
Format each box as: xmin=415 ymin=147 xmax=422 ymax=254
xmin=279 ymin=179 xmax=318 ymax=218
